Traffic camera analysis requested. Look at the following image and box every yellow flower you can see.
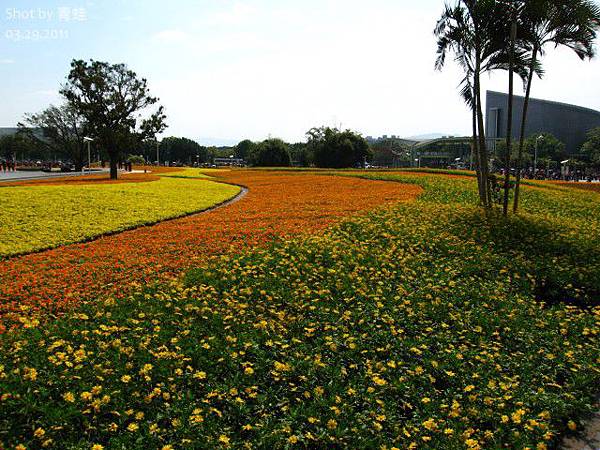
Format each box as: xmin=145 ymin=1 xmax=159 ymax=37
xmin=512 ymin=409 xmax=526 ymax=424
xmin=327 ymin=419 xmax=337 ymax=430
xmin=193 ymin=371 xmax=207 ymax=380
xmin=218 ymin=434 xmax=230 ymax=446
xmin=127 ymin=423 xmax=139 ymax=432
xmin=92 ymin=445 xmax=104 ymax=450
xmin=288 ymin=435 xmax=299 ymax=444
xmin=162 ymin=446 xmax=174 ymax=450
xmin=91 ymin=386 xmax=102 ymax=395
xmin=23 ymin=367 xmax=38 ymax=382
xmin=34 ymin=427 xmax=46 ymax=438
xmin=465 ymin=438 xmax=480 ymax=449
xmin=121 ymin=375 xmax=131 ymax=383
xmin=274 ymin=361 xmax=291 ymax=372
xmin=244 ymin=367 xmax=254 ymax=375
xmin=63 ymin=392 xmax=75 ymax=403
xmin=567 ymin=420 xmax=577 ymax=431
xmin=422 ymin=418 xmax=436 ymax=431
xmin=15 ymin=445 xmax=26 ymax=450
xmin=372 ymin=376 xmax=387 ymax=386
xmin=80 ymin=391 xmax=93 ymax=401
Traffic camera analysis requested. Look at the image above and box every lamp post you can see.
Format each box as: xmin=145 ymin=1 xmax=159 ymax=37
xmin=561 ymin=159 xmax=569 ymax=180
xmin=534 ymin=135 xmax=543 ymax=176
xmin=83 ymin=137 xmax=94 ymax=174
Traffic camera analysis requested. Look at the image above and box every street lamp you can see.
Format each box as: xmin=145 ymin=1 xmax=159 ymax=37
xmin=534 ymin=134 xmax=543 ymax=175
xmin=561 ymin=159 xmax=570 ymax=180
xmin=83 ymin=137 xmax=94 ymax=174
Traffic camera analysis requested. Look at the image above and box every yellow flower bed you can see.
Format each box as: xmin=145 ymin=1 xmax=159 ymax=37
xmin=0 ymin=176 xmax=240 ymax=258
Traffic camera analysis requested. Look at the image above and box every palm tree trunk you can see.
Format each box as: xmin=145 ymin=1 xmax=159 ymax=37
xmin=503 ymin=17 xmax=518 ymax=216
xmin=474 ymin=66 xmax=490 ymax=208
xmin=513 ymin=46 xmax=538 ymax=213
xmin=472 ymin=91 xmax=484 ymax=201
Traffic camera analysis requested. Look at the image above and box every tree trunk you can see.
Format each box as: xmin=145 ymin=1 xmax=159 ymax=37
xmin=513 ymin=46 xmax=538 ymax=213
xmin=474 ymin=65 xmax=489 ymax=208
xmin=109 ymin=156 xmax=118 ymax=180
xmin=472 ymin=90 xmax=484 ymax=201
xmin=503 ymin=17 xmax=517 ymax=216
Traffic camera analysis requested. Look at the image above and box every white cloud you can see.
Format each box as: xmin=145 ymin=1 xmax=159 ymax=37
xmin=153 ymin=29 xmax=188 ymax=43
xmin=207 ymin=2 xmax=256 ymax=26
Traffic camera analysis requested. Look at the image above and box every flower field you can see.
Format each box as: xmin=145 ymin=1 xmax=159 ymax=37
xmin=0 ymin=171 xmax=418 ymax=331
xmin=0 ymin=174 xmax=241 ymax=258
xmin=0 ymin=170 xmax=598 ymax=449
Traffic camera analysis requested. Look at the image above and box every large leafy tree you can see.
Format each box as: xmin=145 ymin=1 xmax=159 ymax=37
xmin=255 ymin=138 xmax=291 ymax=167
xmin=160 ymin=137 xmax=208 ymax=164
xmin=512 ymin=0 xmax=600 ymax=212
xmin=308 ymin=127 xmax=371 ymax=169
xmin=234 ymin=139 xmax=257 ymax=161
xmin=0 ymin=134 xmax=38 ymax=162
xmin=582 ymin=127 xmax=600 ymax=166
xmin=524 ymin=133 xmax=566 ymax=162
xmin=19 ymin=104 xmax=89 ymax=171
xmin=60 ymin=59 xmax=167 ymax=179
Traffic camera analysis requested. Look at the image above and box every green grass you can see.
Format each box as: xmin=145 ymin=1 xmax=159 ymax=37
xmin=0 ymin=176 xmax=240 ymax=259
xmin=0 ymin=172 xmax=598 ymax=449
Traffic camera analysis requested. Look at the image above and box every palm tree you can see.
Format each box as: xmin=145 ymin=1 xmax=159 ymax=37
xmin=435 ymin=1 xmax=500 ymax=207
xmin=435 ymin=0 xmax=530 ymax=208
xmin=435 ymin=4 xmax=486 ymax=203
xmin=502 ymin=2 xmax=519 ymax=216
xmin=513 ymin=0 xmax=600 ymax=212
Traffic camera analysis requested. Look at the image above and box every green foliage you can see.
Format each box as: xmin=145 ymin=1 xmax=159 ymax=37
xmin=234 ymin=140 xmax=257 ymax=161
xmin=524 ymin=133 xmax=566 ymax=162
xmin=289 ymin=142 xmax=313 ymax=167
xmin=160 ymin=137 xmax=208 ymax=164
xmin=126 ymin=154 xmax=146 ymax=165
xmin=307 ymin=127 xmax=372 ymax=168
xmin=61 ymin=59 xmax=167 ymax=178
xmin=19 ymin=105 xmax=89 ymax=169
xmin=371 ymin=139 xmax=412 ymax=166
xmin=255 ymin=138 xmax=291 ymax=167
xmin=582 ymin=127 xmax=600 ymax=165
xmin=0 ymin=134 xmax=39 ymax=161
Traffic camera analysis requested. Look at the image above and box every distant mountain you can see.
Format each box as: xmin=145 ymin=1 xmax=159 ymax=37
xmin=406 ymin=133 xmax=459 ymax=141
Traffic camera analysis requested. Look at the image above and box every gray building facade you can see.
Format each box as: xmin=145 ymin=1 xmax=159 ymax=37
xmin=486 ymin=91 xmax=600 ymax=154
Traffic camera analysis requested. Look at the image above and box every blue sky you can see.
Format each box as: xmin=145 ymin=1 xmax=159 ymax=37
xmin=2 ymin=0 xmax=600 ymax=145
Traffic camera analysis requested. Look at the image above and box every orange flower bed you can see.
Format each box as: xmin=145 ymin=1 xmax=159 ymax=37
xmin=0 ymin=170 xmax=420 ymax=331
xmin=555 ymin=181 xmax=600 ymax=194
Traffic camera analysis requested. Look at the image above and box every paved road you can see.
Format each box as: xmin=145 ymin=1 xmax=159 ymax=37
xmin=0 ymin=169 xmax=107 ymax=183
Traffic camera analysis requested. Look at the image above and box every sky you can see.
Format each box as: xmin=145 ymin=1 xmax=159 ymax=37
xmin=1 ymin=0 xmax=600 ymax=145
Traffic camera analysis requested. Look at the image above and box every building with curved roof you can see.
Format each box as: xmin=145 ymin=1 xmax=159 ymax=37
xmin=485 ymin=91 xmax=600 ymax=155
